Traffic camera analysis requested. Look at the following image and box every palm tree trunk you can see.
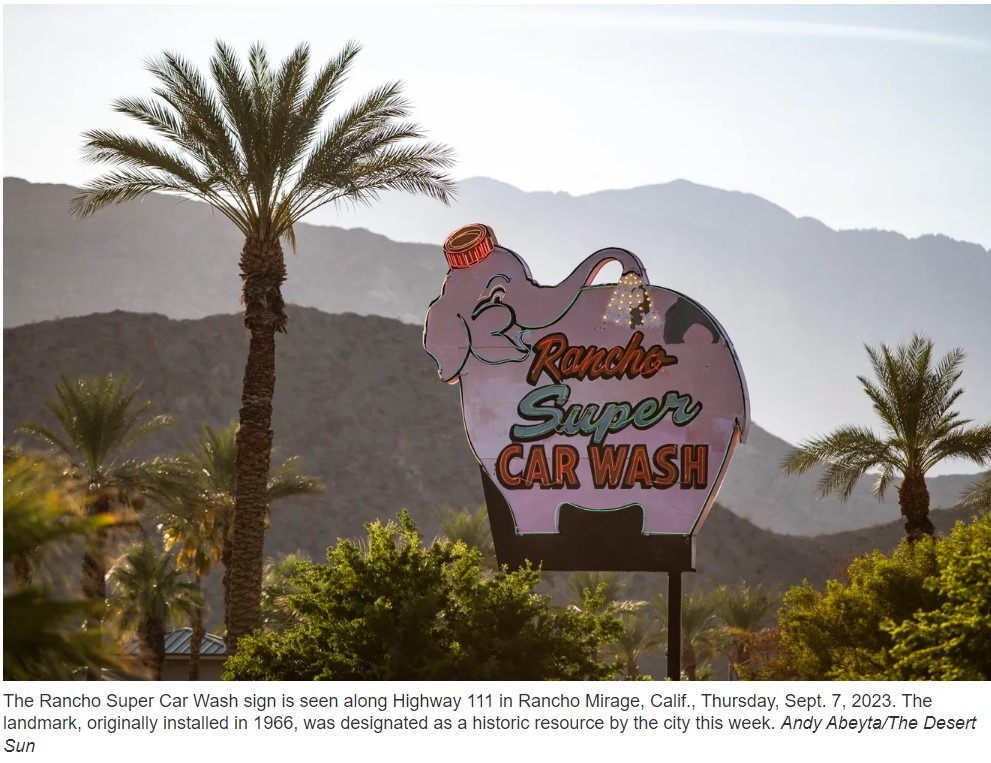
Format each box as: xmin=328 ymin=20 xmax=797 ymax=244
xmin=227 ymin=236 xmax=287 ymax=654
xmin=189 ymin=573 xmax=205 ymax=681
xmin=12 ymin=554 xmax=34 ymax=588
xmin=81 ymin=494 xmax=111 ymax=602
xmin=82 ymin=493 xmax=111 ymax=680
xmin=899 ymin=472 xmax=934 ymax=542
xmin=221 ymin=533 xmax=233 ymax=646
xmin=139 ymin=615 xmax=166 ymax=681
xmin=683 ymin=645 xmax=697 ymax=681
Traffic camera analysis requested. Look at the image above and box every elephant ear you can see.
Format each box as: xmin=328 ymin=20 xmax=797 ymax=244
xmin=423 ymin=296 xmax=472 ymax=383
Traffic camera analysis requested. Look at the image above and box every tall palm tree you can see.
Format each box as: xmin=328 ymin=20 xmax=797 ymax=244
xmin=107 ymin=540 xmax=202 ymax=680
xmin=782 ymin=334 xmax=991 ymax=541
xmin=715 ymin=582 xmax=777 ymax=679
xmin=18 ymin=374 xmax=179 ymax=618
xmin=159 ymin=421 xmax=323 ymax=644
xmin=72 ymin=41 xmax=455 ymax=651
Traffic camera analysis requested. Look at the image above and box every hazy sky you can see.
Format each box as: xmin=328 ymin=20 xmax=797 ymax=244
xmin=4 ymin=3 xmax=991 ymax=249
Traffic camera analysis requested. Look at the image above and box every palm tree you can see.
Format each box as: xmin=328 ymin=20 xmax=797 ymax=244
xmin=3 ymin=457 xmax=122 ymax=680
xmin=565 ymin=571 xmax=628 ymax=612
xmin=72 ymin=41 xmax=455 ymax=651
xmin=259 ymin=551 xmax=312 ymax=632
xmin=654 ymin=587 xmax=723 ymax=680
xmin=159 ymin=421 xmax=323 ymax=644
xmin=782 ymin=334 xmax=991 ymax=541
xmin=436 ymin=505 xmax=496 ymax=568
xmin=159 ymin=498 xmax=220 ymax=680
xmin=609 ymin=601 xmax=663 ymax=679
xmin=715 ymin=582 xmax=777 ymax=679
xmin=18 ymin=374 xmax=179 ymax=624
xmin=107 ymin=541 xmax=202 ymax=680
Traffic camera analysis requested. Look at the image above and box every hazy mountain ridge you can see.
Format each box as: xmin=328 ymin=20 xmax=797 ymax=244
xmin=310 ymin=176 xmax=991 ymax=469
xmin=5 ymin=177 xmax=989 ymax=480
xmin=2 ymin=178 xmax=447 ymax=328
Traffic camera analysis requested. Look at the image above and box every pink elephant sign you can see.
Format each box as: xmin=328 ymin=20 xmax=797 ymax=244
xmin=424 ymin=224 xmax=749 ymax=567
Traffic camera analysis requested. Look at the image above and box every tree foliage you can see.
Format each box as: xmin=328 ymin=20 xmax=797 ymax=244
xmin=224 ymin=512 xmax=623 ymax=680
xmin=17 ymin=373 xmax=182 ymax=643
xmin=435 ymin=504 xmax=496 ymax=568
xmin=652 ymin=587 xmax=724 ymax=680
xmin=771 ymin=513 xmax=991 ymax=680
xmin=715 ymin=582 xmax=778 ymax=679
xmin=776 ymin=540 xmax=941 ymax=680
xmin=3 ymin=458 xmax=122 ymax=680
xmin=887 ymin=511 xmax=991 ymax=679
xmin=961 ymin=472 xmax=991 ymax=510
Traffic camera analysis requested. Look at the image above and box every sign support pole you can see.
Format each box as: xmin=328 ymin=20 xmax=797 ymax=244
xmin=667 ymin=571 xmax=682 ymax=681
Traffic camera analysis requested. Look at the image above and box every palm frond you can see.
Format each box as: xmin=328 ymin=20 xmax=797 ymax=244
xmin=960 ymin=473 xmax=991 ymax=509
xmin=922 ymin=424 xmax=991 ymax=472
xmin=146 ymin=49 xmax=245 ymax=187
xmin=70 ymin=169 xmax=210 ymax=219
xmin=267 ymin=456 xmax=326 ymax=501
xmin=107 ymin=541 xmax=202 ymax=632
xmin=78 ymin=40 xmax=454 ymax=241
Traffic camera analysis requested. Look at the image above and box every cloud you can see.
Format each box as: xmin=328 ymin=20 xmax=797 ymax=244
xmin=512 ymin=9 xmax=991 ymax=53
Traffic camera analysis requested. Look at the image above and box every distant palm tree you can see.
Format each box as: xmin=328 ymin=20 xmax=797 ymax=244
xmin=782 ymin=334 xmax=991 ymax=541
xmin=259 ymin=551 xmax=312 ymax=632
xmin=159 ymin=422 xmax=323 ymax=644
xmin=159 ymin=498 xmax=221 ymax=680
xmin=565 ymin=571 xmax=628 ymax=612
xmin=3 ymin=457 xmax=122 ymax=680
xmin=715 ymin=582 xmax=777 ymax=679
xmin=18 ymin=375 xmax=179 ymax=626
xmin=609 ymin=601 xmax=663 ymax=679
xmin=107 ymin=541 xmax=201 ymax=680
xmin=72 ymin=40 xmax=455 ymax=651
xmin=654 ymin=587 xmax=723 ymax=681
xmin=436 ymin=505 xmax=496 ymax=568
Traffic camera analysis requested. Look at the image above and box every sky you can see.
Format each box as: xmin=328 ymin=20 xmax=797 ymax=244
xmin=3 ymin=3 xmax=991 ymax=249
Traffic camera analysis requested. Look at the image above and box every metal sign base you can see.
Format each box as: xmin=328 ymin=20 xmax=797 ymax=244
xmin=480 ymin=468 xmax=693 ymax=680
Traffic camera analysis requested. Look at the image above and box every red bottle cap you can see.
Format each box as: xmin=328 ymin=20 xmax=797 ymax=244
xmin=443 ymin=223 xmax=497 ymax=269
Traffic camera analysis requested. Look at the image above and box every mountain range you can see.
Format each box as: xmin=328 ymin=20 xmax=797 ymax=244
xmin=5 ymin=177 xmax=989 ymax=479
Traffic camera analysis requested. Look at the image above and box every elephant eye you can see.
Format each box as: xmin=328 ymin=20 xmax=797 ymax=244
xmin=472 ymin=285 xmax=510 ymax=319
xmin=480 ymin=285 xmax=506 ymax=304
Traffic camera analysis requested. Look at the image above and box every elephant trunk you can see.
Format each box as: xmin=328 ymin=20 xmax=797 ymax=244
xmin=516 ymin=247 xmax=648 ymax=331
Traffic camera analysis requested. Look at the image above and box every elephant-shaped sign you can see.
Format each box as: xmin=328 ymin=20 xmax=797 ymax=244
xmin=424 ymin=224 xmax=749 ymax=557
